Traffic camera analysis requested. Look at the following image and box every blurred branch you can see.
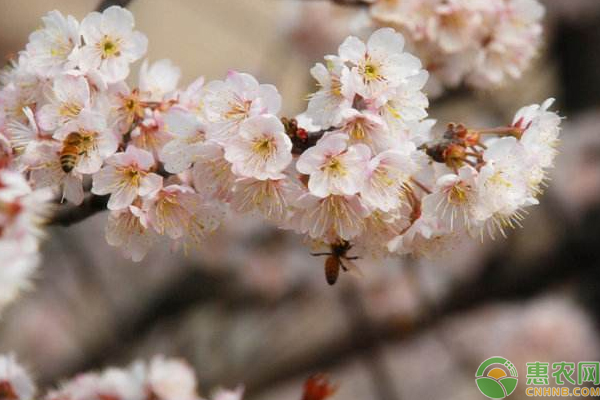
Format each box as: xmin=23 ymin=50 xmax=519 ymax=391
xmin=296 ymin=0 xmax=371 ymax=6
xmin=43 ymin=200 xmax=600 ymax=396
xmin=96 ymin=0 xmax=134 ymax=12
xmin=245 ymin=202 xmax=600 ymax=396
xmin=48 ymin=194 xmax=109 ymax=227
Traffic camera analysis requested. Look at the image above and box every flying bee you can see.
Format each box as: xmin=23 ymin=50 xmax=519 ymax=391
xmin=59 ymin=131 xmax=91 ymax=173
xmin=311 ymin=240 xmax=361 ymax=285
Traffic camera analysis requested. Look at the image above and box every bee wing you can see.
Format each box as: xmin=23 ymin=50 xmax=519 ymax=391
xmin=342 ymin=259 xmax=364 ymax=280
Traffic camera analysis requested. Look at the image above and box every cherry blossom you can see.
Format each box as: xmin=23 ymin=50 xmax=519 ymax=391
xmin=144 ymin=184 xmax=223 ymax=244
xmin=37 ymin=74 xmax=90 ymax=133
xmin=203 ymin=71 xmax=281 ymax=144
xmin=339 ymin=27 xmax=423 ymax=101
xmin=296 ymin=133 xmax=371 ymax=198
xmin=24 ymin=10 xmax=80 ymax=77
xmin=306 ymin=55 xmax=353 ymax=129
xmin=369 ymin=0 xmax=545 ymax=92
xmin=139 ymin=59 xmax=181 ymax=102
xmin=0 ymin=354 xmax=36 ymax=400
xmin=0 ymin=6 xmax=563 ymax=287
xmin=224 ymin=115 xmax=292 ymax=180
xmin=77 ymin=5 xmax=148 ymax=83
xmin=146 ymin=356 xmax=197 ymax=400
xmin=160 ymin=108 xmax=209 ymax=174
xmin=92 ymin=145 xmax=163 ymax=210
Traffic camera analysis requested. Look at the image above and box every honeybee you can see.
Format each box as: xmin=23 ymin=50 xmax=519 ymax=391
xmin=59 ymin=132 xmax=91 ymax=173
xmin=311 ymin=240 xmax=360 ymax=285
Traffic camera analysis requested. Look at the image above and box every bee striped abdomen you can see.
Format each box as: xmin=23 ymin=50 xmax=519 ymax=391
xmin=59 ymin=146 xmax=80 ymax=173
xmin=324 ymin=256 xmax=340 ymax=286
xmin=59 ymin=132 xmax=84 ymax=173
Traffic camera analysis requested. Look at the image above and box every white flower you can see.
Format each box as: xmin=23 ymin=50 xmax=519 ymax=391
xmin=144 ymin=185 xmax=223 ymax=243
xmin=106 ymin=204 xmax=157 ymax=262
xmin=514 ymin=98 xmax=561 ymax=170
xmin=387 ymin=211 xmax=449 ymax=256
xmin=25 ymin=10 xmax=80 ymax=77
xmin=0 ymin=354 xmax=36 ymax=400
xmin=209 ymin=387 xmax=244 ymax=400
xmin=295 ymin=193 xmax=371 ymax=242
xmin=306 ymin=55 xmax=353 ymax=129
xmin=428 ymin=0 xmax=485 ymax=53
xmin=203 ymin=71 xmax=281 ymax=143
xmin=178 ymin=76 xmax=206 ymax=115
xmin=355 ymin=208 xmax=410 ymax=256
xmin=361 ymin=146 xmax=419 ymax=212
xmin=130 ymin=109 xmax=173 ymax=159
xmin=468 ymin=0 xmax=544 ymax=87
xmin=0 ymin=58 xmax=42 ymax=124
xmin=77 ymin=5 xmax=148 ymax=83
xmin=92 ymin=145 xmax=162 ymax=210
xmin=53 ymin=110 xmax=118 ymax=174
xmin=0 ymin=170 xmax=52 ymax=251
xmin=476 ymin=137 xmax=535 ymax=237
xmin=37 ymin=74 xmax=90 ymax=133
xmin=5 ymin=107 xmax=42 ymax=157
xmin=231 ymin=176 xmax=302 ymax=223
xmin=421 ymin=165 xmax=480 ymax=233
xmin=296 ymin=133 xmax=371 ymax=198
xmin=160 ymin=108 xmax=208 ymax=174
xmin=224 ymin=115 xmax=292 ymax=180
xmin=378 ymin=69 xmax=429 ymax=133
xmin=336 ymin=108 xmax=393 ymax=153
xmin=139 ymin=59 xmax=181 ymax=102
xmin=0 ymin=242 xmax=39 ymax=313
xmin=191 ymin=142 xmax=237 ymax=201
xmin=339 ymin=28 xmax=422 ymax=100
xmin=147 ymin=356 xmax=197 ymax=400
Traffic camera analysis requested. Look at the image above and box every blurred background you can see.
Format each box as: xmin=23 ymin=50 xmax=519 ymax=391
xmin=1 ymin=0 xmax=600 ymax=399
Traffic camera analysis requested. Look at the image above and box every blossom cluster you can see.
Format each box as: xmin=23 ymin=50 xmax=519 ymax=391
xmin=0 ymin=170 xmax=51 ymax=311
xmin=369 ymin=0 xmax=545 ymax=93
xmin=0 ymin=6 xmax=562 ymax=288
xmin=0 ymin=353 xmax=242 ymax=400
xmin=297 ymin=28 xmax=561 ymax=261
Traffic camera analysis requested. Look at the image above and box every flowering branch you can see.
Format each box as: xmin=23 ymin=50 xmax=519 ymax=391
xmin=0 ymin=4 xmax=562 ymax=301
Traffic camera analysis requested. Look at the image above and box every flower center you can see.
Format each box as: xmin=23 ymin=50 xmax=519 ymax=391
xmin=124 ymin=167 xmax=143 ymax=187
xmin=99 ymin=36 xmax=121 ymax=59
xmin=225 ymin=100 xmax=252 ymax=120
xmin=59 ymin=102 xmax=82 ymax=118
xmin=362 ymin=60 xmax=381 ymax=81
xmin=448 ymin=183 xmax=469 ymax=205
xmin=324 ymin=156 xmax=347 ymax=176
xmin=252 ymin=137 xmax=276 ymax=158
xmin=349 ymin=120 xmax=367 ymax=140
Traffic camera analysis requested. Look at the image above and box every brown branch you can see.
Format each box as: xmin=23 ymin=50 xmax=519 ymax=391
xmin=42 ymin=199 xmax=600 ymax=396
xmin=96 ymin=0 xmax=134 ymax=12
xmin=296 ymin=0 xmax=371 ymax=7
xmin=48 ymin=194 xmax=109 ymax=227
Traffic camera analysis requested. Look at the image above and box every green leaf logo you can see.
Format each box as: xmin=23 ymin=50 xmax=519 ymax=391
xmin=475 ymin=357 xmax=518 ymax=399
